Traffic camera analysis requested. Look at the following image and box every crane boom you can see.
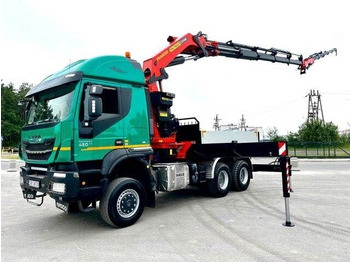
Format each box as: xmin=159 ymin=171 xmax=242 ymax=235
xmin=143 ymin=31 xmax=337 ymax=156
xmin=143 ymin=31 xmax=337 ymax=92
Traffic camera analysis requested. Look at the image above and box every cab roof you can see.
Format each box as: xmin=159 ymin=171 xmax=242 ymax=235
xmin=27 ymin=56 xmax=145 ymax=97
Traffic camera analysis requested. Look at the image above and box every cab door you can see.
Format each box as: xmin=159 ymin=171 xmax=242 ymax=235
xmin=74 ymin=80 xmax=131 ymax=162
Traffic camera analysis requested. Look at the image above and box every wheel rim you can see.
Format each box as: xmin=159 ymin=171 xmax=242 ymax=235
xmin=218 ymin=170 xmax=229 ymax=190
xmin=239 ymin=167 xmax=249 ymax=185
xmin=116 ymin=189 xmax=140 ymax=218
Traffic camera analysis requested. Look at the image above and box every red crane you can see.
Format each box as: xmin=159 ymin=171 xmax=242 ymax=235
xmin=143 ymin=31 xmax=337 ymax=159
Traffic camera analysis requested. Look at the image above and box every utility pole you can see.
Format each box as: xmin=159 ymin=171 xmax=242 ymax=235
xmin=213 ymin=114 xmax=221 ymax=131
xmin=239 ymin=114 xmax=247 ymax=131
xmin=306 ymin=90 xmax=325 ymax=124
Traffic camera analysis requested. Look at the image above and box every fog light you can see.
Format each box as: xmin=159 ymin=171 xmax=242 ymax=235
xmin=52 ymin=182 xmax=66 ymax=194
xmin=53 ymin=172 xmax=66 ymax=178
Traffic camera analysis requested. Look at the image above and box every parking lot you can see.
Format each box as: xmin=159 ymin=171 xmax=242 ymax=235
xmin=1 ymin=159 xmax=349 ymax=261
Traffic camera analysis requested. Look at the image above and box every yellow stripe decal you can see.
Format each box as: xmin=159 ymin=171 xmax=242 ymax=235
xmin=81 ymin=144 xmax=151 ymax=151
xmin=53 ymin=147 xmax=71 ymax=151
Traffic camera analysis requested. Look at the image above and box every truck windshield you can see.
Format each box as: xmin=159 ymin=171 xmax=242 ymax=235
xmin=26 ymin=83 xmax=76 ymax=125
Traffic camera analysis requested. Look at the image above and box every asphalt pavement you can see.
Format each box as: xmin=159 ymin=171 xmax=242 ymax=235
xmin=1 ymin=159 xmax=349 ymax=261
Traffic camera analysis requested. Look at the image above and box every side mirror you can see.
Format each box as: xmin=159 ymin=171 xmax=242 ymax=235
xmin=19 ymin=98 xmax=33 ymax=120
xmin=88 ymin=97 xmax=102 ymax=118
xmin=89 ymin=85 xmax=103 ymax=96
xmin=79 ymin=84 xmax=103 ymax=138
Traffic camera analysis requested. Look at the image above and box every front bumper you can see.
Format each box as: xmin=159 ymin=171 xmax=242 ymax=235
xmin=20 ymin=166 xmax=80 ymax=203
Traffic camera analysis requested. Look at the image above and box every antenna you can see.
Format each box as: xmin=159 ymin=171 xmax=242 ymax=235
xmin=68 ymin=59 xmax=71 ymax=73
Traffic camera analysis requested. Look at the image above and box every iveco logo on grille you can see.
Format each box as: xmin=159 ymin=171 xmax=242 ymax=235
xmin=29 ymin=135 xmax=43 ymax=143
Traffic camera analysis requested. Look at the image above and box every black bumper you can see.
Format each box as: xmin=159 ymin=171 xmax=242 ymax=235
xmin=20 ymin=166 xmax=81 ymax=202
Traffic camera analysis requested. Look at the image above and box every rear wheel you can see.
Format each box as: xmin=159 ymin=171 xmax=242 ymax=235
xmin=231 ymin=160 xmax=251 ymax=191
xmin=207 ymin=162 xmax=231 ymax=197
xmin=100 ymin=177 xmax=145 ymax=228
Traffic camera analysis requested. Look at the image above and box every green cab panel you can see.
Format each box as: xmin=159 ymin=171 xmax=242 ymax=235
xmin=21 ymin=121 xmax=73 ymax=165
xmin=73 ymin=78 xmax=150 ymax=162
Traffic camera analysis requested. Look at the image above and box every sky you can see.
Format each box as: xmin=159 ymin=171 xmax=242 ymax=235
xmin=1 ymin=0 xmax=349 ymax=136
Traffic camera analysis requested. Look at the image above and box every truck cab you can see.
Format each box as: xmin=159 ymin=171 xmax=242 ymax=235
xmin=20 ymin=56 xmax=154 ymax=214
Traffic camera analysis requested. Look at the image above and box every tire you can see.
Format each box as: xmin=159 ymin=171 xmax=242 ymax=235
xmin=207 ymin=162 xmax=231 ymax=198
xmin=100 ymin=177 xmax=145 ymax=228
xmin=231 ymin=160 xmax=251 ymax=191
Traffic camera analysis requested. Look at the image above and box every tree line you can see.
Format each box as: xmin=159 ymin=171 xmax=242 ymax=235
xmin=1 ymin=82 xmax=32 ymax=147
xmin=268 ymin=120 xmax=350 ymax=145
xmin=1 ymin=81 xmax=349 ymax=148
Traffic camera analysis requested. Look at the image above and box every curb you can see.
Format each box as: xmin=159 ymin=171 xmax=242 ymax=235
xmin=298 ymin=158 xmax=350 ymax=162
xmin=1 ymin=159 xmax=24 ymax=163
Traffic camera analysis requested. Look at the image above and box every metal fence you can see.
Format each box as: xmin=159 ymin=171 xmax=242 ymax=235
xmin=288 ymin=142 xmax=350 ymax=158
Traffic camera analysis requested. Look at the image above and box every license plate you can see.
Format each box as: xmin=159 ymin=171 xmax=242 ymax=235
xmin=23 ymin=190 xmax=37 ymax=199
xmin=56 ymin=200 xmax=68 ymax=212
xmin=29 ymin=180 xmax=40 ymax=189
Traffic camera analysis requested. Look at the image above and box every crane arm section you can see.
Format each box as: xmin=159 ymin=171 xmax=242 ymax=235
xmin=300 ymin=48 xmax=337 ymax=74
xmin=143 ymin=31 xmax=337 ymax=92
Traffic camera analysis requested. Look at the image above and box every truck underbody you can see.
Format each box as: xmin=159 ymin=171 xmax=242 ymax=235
xmin=20 ymin=119 xmax=293 ymax=228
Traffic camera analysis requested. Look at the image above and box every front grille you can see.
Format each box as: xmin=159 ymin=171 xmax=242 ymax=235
xmin=23 ymin=138 xmax=55 ymax=161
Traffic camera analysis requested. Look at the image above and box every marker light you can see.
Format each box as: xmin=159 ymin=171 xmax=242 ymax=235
xmin=125 ymin=52 xmax=131 ymax=58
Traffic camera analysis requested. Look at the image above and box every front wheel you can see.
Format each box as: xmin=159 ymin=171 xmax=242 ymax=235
xmin=100 ymin=177 xmax=146 ymax=228
xmin=231 ymin=160 xmax=251 ymax=191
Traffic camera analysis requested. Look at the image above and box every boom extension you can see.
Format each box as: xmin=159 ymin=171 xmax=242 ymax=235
xmin=300 ymin=48 xmax=337 ymax=74
xmin=213 ymin=41 xmax=303 ymax=68
xmin=212 ymin=41 xmax=336 ymax=75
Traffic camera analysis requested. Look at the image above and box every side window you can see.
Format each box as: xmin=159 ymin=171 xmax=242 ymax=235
xmin=79 ymin=83 xmax=131 ymax=138
xmin=101 ymin=87 xmax=119 ymax=114
xmin=79 ymin=84 xmax=119 ymax=122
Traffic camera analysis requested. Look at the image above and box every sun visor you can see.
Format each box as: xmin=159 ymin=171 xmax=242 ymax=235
xmin=26 ymin=71 xmax=83 ymax=97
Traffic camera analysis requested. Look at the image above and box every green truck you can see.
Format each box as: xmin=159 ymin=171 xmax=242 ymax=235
xmin=19 ymin=32 xmax=336 ymax=227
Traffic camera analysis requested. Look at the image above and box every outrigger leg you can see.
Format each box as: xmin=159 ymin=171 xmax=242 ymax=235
xmin=280 ymin=156 xmax=295 ymax=227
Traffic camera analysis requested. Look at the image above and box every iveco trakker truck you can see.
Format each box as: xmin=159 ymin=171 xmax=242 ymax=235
xmin=19 ymin=32 xmax=336 ymax=227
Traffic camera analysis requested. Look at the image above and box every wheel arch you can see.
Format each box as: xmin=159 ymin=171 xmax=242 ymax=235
xmin=206 ymin=157 xmax=243 ymax=179
xmin=101 ymin=149 xmax=155 ymax=207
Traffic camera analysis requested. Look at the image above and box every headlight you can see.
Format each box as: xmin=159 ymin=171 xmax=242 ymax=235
xmin=20 ymin=175 xmax=24 ymax=185
xmin=51 ymin=182 xmax=66 ymax=194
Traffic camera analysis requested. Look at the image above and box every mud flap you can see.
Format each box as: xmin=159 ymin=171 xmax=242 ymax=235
xmin=55 ymin=200 xmax=69 ymax=213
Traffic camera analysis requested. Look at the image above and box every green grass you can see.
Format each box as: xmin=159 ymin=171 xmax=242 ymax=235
xmin=1 ymin=153 xmax=20 ymax=160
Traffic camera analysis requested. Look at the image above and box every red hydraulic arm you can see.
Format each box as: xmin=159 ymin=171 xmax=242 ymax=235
xmin=300 ymin=49 xmax=337 ymax=74
xmin=143 ymin=32 xmax=337 ymax=158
